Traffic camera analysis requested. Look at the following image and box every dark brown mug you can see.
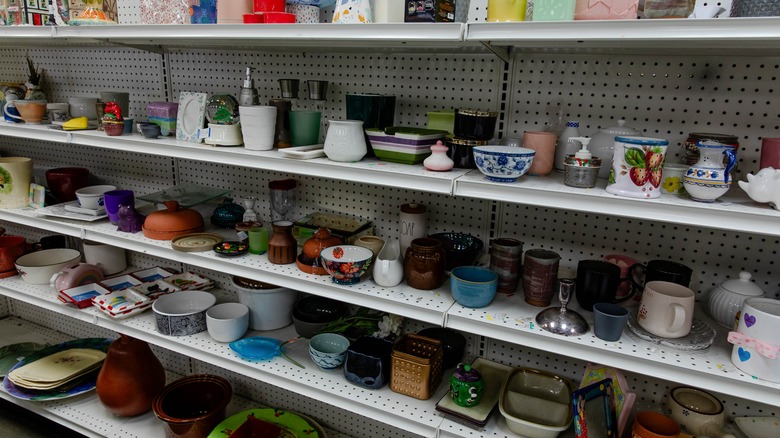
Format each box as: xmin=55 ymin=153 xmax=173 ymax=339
xmin=575 ymin=260 xmax=634 ymax=312
xmin=629 ymin=259 xmax=693 ymax=291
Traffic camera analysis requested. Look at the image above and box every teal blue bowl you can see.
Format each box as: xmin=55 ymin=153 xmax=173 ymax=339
xmin=450 ymin=266 xmax=498 ymax=308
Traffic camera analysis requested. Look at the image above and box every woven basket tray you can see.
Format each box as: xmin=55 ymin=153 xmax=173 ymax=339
xmin=390 ymin=334 xmax=443 ymax=400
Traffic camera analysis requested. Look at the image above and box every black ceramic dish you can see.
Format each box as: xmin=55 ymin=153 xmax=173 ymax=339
xmin=418 ymin=327 xmax=466 ymax=369
xmin=428 ymin=232 xmax=484 ymax=271
xmin=444 ymin=136 xmax=488 ymax=169
xmin=292 ymin=295 xmax=349 ymax=324
xmin=453 ymin=109 xmax=498 ymax=141
xmin=212 ymin=241 xmax=248 ymax=258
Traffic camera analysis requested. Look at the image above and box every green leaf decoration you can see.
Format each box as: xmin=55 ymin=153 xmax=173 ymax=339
xmin=0 ymin=166 xmax=13 ymax=194
xmin=624 ymin=148 xmax=646 ymax=168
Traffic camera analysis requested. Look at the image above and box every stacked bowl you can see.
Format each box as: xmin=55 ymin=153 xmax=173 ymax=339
xmin=444 ymin=109 xmax=499 ymax=169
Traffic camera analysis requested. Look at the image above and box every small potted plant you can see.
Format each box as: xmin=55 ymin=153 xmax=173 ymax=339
xmin=24 ymin=56 xmax=46 ymax=101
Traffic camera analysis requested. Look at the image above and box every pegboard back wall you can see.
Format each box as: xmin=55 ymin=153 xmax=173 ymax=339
xmin=167 ymin=51 xmax=502 ymax=127
xmin=0 ymin=139 xmax=175 ymax=195
xmin=506 ymin=52 xmax=780 ymax=177
xmin=177 ymin=159 xmax=492 ymax=242
xmin=498 ymin=203 xmax=780 ymax=301
xmin=484 ymin=337 xmax=780 ymax=419
xmin=0 ymin=47 xmax=165 ymax=121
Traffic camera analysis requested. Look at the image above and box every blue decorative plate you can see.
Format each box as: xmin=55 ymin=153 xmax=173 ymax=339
xmin=2 ymin=338 xmax=113 ymax=401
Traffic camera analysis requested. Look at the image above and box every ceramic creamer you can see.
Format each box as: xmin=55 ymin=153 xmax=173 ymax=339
xmin=683 ymin=141 xmax=737 ymax=203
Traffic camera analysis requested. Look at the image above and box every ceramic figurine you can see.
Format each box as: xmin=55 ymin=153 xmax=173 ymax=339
xmin=738 ymin=167 xmax=780 ymax=209
xmin=332 ymin=0 xmax=373 ymax=23
xmin=423 ymin=141 xmax=454 ymax=171
xmin=117 ymin=204 xmax=145 ymax=233
xmin=683 ymin=141 xmax=737 ymax=203
xmin=103 ymin=101 xmax=123 ymax=121
xmin=450 ymin=363 xmax=484 ymax=407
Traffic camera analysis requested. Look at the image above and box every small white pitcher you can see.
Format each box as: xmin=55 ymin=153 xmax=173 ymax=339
xmin=373 ymin=239 xmax=404 ymax=287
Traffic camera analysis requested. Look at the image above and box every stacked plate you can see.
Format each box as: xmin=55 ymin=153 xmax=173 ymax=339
xmin=208 ymin=408 xmax=328 ymax=438
xmin=367 ymin=127 xmax=447 ymax=165
xmin=7 ymin=348 xmax=105 ymax=391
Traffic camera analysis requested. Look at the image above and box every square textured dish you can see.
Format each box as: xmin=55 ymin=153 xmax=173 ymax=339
xmin=435 ymin=357 xmax=512 ymax=427
xmin=137 ymin=183 xmax=229 ymax=208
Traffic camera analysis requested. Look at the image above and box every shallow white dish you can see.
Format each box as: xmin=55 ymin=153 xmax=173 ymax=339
xmin=37 ymin=201 xmax=108 ymax=222
xmin=735 ymin=417 xmax=780 ymax=438
xmin=279 ymin=144 xmax=326 ymax=159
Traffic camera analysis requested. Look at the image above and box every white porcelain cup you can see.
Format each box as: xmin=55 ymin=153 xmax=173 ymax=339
xmin=239 ymin=106 xmax=277 ymax=151
xmin=82 ymin=241 xmax=127 ymax=275
xmin=638 ymin=281 xmax=695 ymax=338
xmin=206 ymin=302 xmax=250 ymax=343
xmin=68 ymin=97 xmax=98 ymax=120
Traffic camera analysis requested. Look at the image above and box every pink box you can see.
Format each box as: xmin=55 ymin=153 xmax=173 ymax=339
xmin=147 ymin=101 xmax=179 ymax=119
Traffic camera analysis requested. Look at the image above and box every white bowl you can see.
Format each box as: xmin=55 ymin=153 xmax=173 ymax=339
xmin=473 ymin=146 xmax=535 ymax=183
xmin=232 ymin=276 xmax=297 ymax=331
xmin=75 ymin=185 xmax=117 ymax=210
xmin=14 ymin=248 xmax=82 ymax=285
xmin=152 ymin=291 xmax=217 ymax=336
xmin=206 ymin=302 xmax=249 ymax=343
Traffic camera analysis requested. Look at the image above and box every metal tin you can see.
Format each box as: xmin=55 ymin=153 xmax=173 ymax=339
xmin=444 ymin=135 xmax=488 ymax=169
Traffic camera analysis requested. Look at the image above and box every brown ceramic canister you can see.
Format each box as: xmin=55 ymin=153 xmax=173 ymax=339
xmin=404 ymin=237 xmax=446 ymax=290
xmin=489 ymin=238 xmax=524 ymax=294
xmin=522 ymin=249 xmax=560 ymax=307
xmin=268 ymin=220 xmax=297 ymax=264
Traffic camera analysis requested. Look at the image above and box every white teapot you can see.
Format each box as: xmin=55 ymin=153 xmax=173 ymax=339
xmin=738 ymin=167 xmax=780 ymax=209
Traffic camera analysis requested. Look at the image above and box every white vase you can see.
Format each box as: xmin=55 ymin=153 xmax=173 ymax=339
xmin=373 ymin=239 xmax=404 ymax=287
xmin=324 ymin=120 xmax=367 ymax=162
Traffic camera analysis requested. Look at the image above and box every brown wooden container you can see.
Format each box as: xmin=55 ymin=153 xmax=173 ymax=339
xmin=268 ymin=220 xmax=297 ymax=265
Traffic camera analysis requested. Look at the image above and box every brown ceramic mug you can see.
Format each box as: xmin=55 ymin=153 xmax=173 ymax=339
xmin=404 ymin=237 xmax=445 ymax=290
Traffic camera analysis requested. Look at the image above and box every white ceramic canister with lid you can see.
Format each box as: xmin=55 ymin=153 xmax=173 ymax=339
xmin=708 ymin=271 xmax=765 ymax=329
xmin=400 ymin=203 xmax=427 ymax=256
xmin=232 ymin=276 xmax=298 ymax=331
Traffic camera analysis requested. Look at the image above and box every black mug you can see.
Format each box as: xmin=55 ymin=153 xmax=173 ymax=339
xmin=629 ymin=260 xmax=693 ymax=291
xmin=575 ymin=260 xmax=634 ymax=312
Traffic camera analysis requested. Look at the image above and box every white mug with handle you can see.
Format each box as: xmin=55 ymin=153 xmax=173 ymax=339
xmin=638 ymin=281 xmax=695 ymax=338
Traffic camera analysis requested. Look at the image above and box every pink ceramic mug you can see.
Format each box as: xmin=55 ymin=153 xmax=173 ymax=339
xmin=604 ymin=254 xmax=639 ymax=299
xmin=523 ymin=131 xmax=557 ymax=176
xmin=760 ymin=138 xmax=780 ymax=170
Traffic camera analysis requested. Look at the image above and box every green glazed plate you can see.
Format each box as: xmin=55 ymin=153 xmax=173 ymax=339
xmin=374 ymin=149 xmax=430 ymax=165
xmin=208 ymin=408 xmax=320 ymax=438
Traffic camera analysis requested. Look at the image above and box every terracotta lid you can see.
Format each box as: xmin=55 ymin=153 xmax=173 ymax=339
xmin=298 ymin=228 xmax=343 ymax=276
xmin=142 ymin=200 xmax=205 ymax=241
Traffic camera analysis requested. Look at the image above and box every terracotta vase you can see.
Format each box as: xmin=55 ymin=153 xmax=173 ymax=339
xmin=268 ymin=220 xmax=297 ymax=264
xmin=404 ymin=237 xmax=446 ymax=290
xmin=96 ymin=334 xmax=166 ymax=417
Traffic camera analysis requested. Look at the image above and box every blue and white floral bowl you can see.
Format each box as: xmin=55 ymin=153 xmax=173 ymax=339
xmin=473 ymin=146 xmax=535 ymax=183
xmin=309 ymin=333 xmax=350 ymax=369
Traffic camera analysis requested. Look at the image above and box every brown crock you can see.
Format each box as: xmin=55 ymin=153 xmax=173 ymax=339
xmin=404 ymin=237 xmax=446 ymax=290
xmin=142 ymin=200 xmax=205 ymax=241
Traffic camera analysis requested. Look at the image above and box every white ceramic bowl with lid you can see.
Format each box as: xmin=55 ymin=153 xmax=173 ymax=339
xmin=587 ymin=120 xmax=642 ymax=178
xmin=708 ymin=271 xmax=765 ymax=328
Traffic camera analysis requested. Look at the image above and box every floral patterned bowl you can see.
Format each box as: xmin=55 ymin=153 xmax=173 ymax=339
xmin=320 ymin=245 xmax=373 ymax=285
xmin=473 ymin=146 xmax=535 ymax=183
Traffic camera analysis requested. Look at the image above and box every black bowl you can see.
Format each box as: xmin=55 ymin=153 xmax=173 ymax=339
xmin=292 ymin=295 xmax=348 ymax=324
xmin=418 ymin=327 xmax=466 ymax=369
xmin=429 ymin=232 xmax=484 ymax=271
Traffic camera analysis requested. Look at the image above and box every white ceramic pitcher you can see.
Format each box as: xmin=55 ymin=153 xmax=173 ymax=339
xmin=373 ymin=239 xmax=404 ymax=287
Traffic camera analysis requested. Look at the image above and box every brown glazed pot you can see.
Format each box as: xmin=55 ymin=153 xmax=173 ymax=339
xmin=142 ymin=200 xmax=205 ymax=240
xmin=268 ymin=220 xmax=297 ymax=264
xmin=404 ymin=237 xmax=446 ymax=290
xmin=297 ymin=227 xmax=342 ymax=275
xmin=153 ymin=374 xmax=232 ymax=438
xmin=96 ymin=334 xmax=166 ymax=416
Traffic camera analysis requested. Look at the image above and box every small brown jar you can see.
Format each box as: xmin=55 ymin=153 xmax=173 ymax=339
xmin=404 ymin=237 xmax=446 ymax=290
xmin=268 ymin=220 xmax=297 ymax=265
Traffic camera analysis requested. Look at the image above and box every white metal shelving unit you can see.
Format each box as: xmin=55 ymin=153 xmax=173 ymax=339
xmin=1 ymin=7 xmax=780 ymax=437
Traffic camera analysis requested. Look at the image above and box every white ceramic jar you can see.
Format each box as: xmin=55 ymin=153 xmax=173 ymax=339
xmin=324 ymin=120 xmax=367 ymax=162
xmin=708 ymin=271 xmax=765 ymax=328
xmin=232 ymin=276 xmax=298 ymax=331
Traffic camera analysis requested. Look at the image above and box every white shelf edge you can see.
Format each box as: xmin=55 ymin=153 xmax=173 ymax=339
xmin=454 ymin=170 xmax=780 ymax=237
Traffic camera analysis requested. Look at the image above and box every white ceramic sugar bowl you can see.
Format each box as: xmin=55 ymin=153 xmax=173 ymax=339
xmin=708 ymin=271 xmax=765 ymax=328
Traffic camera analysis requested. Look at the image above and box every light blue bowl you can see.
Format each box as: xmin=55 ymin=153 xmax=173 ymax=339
xmin=309 ymin=333 xmax=350 ymax=370
xmin=450 ymin=266 xmax=499 ymax=308
xmin=473 ymin=146 xmax=535 ymax=183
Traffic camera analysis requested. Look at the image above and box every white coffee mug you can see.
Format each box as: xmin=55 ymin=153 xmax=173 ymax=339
xmin=638 ymin=281 xmax=695 ymax=338
xmin=82 ymin=241 xmax=127 ymax=275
